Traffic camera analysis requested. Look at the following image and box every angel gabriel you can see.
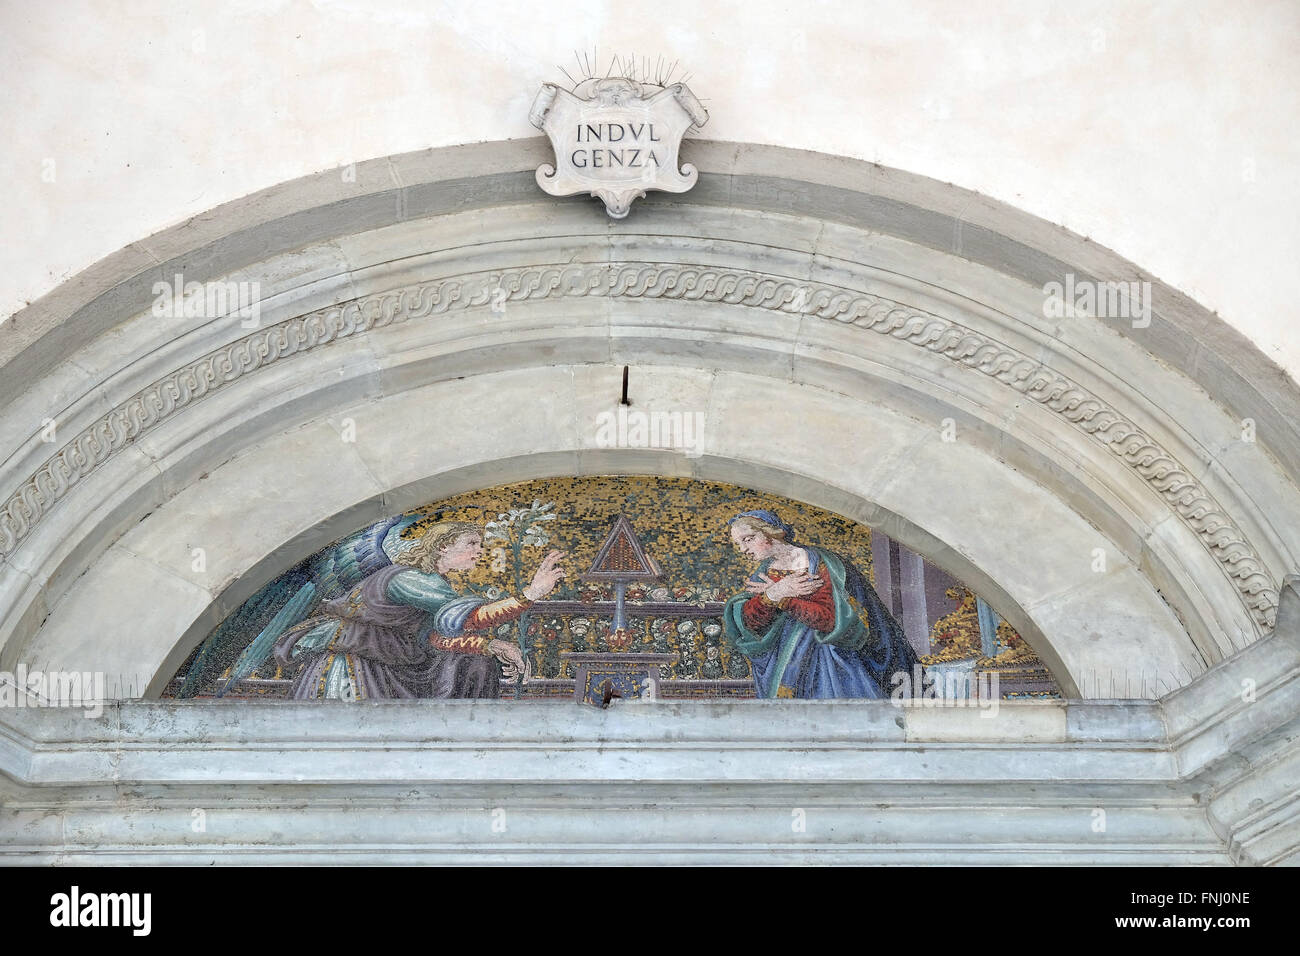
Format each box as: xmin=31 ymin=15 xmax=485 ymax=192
xmin=265 ymin=521 xmax=567 ymax=700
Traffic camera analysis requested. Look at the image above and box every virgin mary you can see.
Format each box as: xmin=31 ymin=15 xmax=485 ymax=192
xmin=724 ymin=510 xmax=918 ymax=699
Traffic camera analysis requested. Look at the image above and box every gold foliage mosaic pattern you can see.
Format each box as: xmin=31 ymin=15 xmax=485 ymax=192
xmin=433 ymin=476 xmax=874 ymax=598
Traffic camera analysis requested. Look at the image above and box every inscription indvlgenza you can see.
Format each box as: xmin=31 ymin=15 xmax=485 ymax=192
xmin=571 ymin=121 xmax=663 ymax=169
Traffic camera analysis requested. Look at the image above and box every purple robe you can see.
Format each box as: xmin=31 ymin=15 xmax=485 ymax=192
xmin=275 ymin=565 xmax=438 ymax=699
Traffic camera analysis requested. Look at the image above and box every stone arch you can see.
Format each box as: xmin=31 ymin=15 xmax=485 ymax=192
xmin=1 ymin=140 xmax=1297 ymax=701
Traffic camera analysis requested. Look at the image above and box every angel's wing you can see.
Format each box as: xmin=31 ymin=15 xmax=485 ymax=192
xmin=174 ymin=566 xmax=311 ymax=698
xmin=208 ymin=516 xmax=405 ymax=697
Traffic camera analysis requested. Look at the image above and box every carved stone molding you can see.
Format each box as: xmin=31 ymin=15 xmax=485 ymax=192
xmin=0 ymin=261 xmax=1279 ymax=633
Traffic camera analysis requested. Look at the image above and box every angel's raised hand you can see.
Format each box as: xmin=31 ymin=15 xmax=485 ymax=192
xmin=524 ymin=550 xmax=567 ymax=600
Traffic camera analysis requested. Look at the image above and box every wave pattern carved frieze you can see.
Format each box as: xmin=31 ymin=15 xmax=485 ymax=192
xmin=0 ymin=262 xmax=1279 ymax=631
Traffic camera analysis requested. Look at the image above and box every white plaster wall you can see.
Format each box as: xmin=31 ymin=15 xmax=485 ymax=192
xmin=2 ymin=1 xmax=1298 ymax=379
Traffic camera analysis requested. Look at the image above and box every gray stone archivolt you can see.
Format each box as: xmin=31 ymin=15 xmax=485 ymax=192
xmin=0 ymin=140 xmax=1297 ymax=702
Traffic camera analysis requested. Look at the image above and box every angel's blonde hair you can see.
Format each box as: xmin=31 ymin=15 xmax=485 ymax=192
xmin=394 ymin=521 xmax=480 ymax=573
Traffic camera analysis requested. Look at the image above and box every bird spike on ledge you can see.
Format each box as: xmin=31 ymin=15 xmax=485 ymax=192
xmin=558 ymin=48 xmax=691 ymax=92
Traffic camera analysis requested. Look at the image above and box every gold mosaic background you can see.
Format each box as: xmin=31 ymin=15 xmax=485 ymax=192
xmin=424 ymin=476 xmax=874 ymax=598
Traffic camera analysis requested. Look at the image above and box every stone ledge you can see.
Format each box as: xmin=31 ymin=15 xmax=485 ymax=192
xmin=0 ymin=699 xmax=1174 ymax=788
xmin=0 ymin=683 xmax=1288 ymax=863
xmin=1164 ymin=575 xmax=1300 ymax=776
